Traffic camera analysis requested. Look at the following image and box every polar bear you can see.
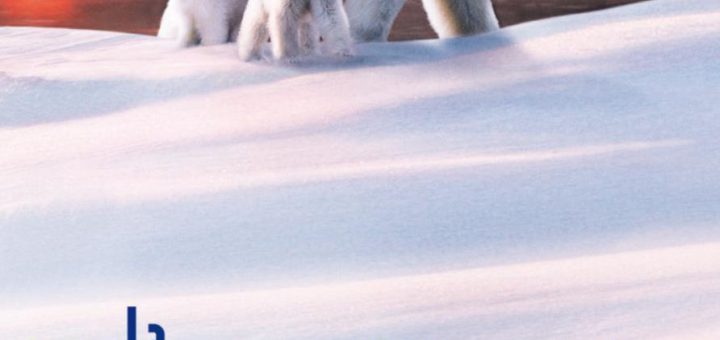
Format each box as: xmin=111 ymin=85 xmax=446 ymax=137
xmin=158 ymin=0 xmax=249 ymax=47
xmin=158 ymin=0 xmax=499 ymax=60
xmin=344 ymin=0 xmax=499 ymax=42
xmin=237 ymin=0 xmax=353 ymax=61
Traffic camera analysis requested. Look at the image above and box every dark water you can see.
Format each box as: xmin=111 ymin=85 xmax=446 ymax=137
xmin=0 ymin=0 xmax=646 ymax=40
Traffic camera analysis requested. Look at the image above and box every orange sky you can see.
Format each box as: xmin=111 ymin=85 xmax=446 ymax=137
xmin=3 ymin=0 xmax=76 ymax=20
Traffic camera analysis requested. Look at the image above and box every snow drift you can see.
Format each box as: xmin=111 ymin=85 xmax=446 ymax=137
xmin=1 ymin=0 xmax=720 ymax=338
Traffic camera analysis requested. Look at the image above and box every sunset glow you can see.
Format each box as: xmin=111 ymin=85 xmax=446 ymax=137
xmin=3 ymin=0 xmax=76 ymax=20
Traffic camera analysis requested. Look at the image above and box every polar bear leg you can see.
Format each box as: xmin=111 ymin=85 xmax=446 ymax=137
xmin=157 ymin=1 xmax=199 ymax=47
xmin=309 ymin=0 xmax=353 ymax=55
xmin=298 ymin=13 xmax=319 ymax=55
xmin=238 ymin=0 xmax=269 ymax=61
xmin=421 ymin=0 xmax=499 ymax=38
xmin=175 ymin=13 xmax=199 ymax=47
xmin=267 ymin=1 xmax=303 ymax=60
xmin=157 ymin=4 xmax=179 ymax=39
xmin=344 ymin=0 xmax=405 ymax=42
xmin=228 ymin=0 xmax=251 ymax=42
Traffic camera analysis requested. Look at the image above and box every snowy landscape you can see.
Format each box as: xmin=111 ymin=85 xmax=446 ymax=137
xmin=1 ymin=0 xmax=720 ymax=338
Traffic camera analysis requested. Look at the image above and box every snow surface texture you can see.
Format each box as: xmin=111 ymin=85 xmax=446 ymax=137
xmin=1 ymin=0 xmax=720 ymax=338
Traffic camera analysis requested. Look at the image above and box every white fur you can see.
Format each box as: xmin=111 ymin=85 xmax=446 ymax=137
xmin=158 ymin=0 xmax=249 ymax=47
xmin=238 ymin=0 xmax=353 ymax=61
xmin=421 ymin=0 xmax=499 ymax=38
xmin=158 ymin=0 xmax=498 ymax=58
